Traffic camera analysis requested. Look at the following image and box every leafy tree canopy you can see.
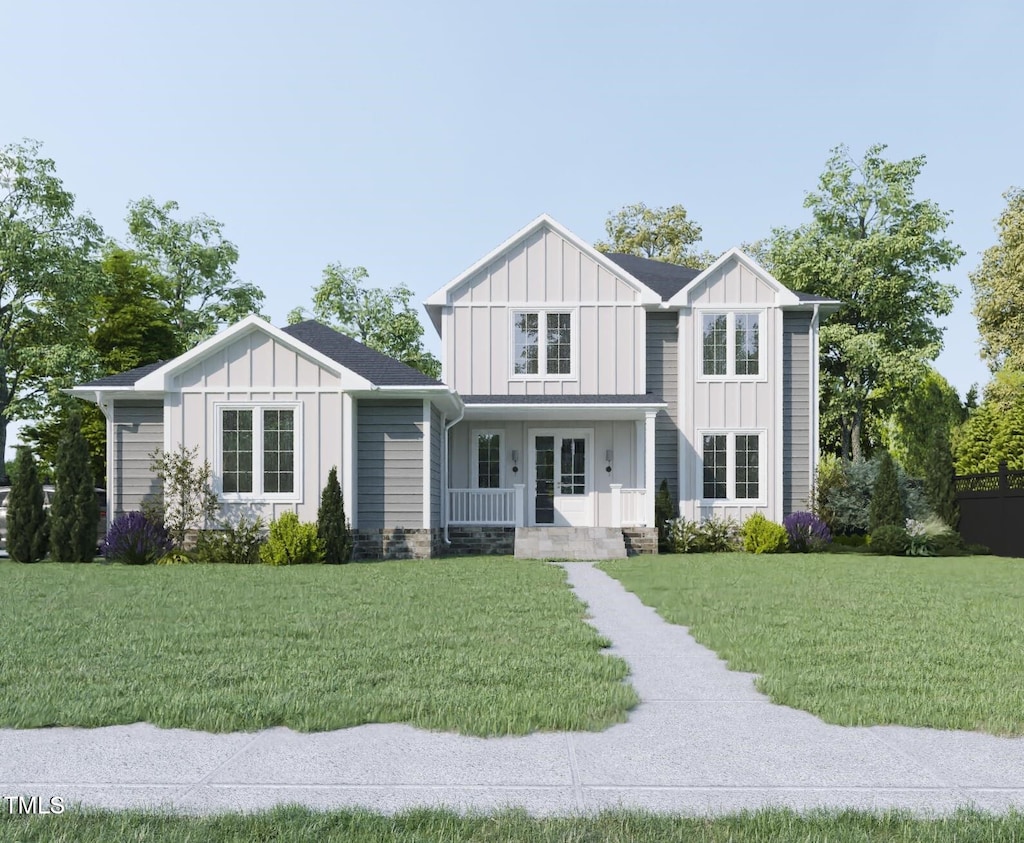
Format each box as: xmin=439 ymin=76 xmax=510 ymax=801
xmin=594 ymin=202 xmax=715 ymax=269
xmin=971 ymin=187 xmax=1024 ymax=374
xmin=954 ymin=369 xmax=1024 ymax=474
xmin=288 ymin=264 xmax=440 ymax=379
xmin=126 ymin=197 xmax=264 ymax=346
xmin=766 ymin=143 xmax=963 ymax=461
xmin=0 ymin=140 xmax=105 ymax=459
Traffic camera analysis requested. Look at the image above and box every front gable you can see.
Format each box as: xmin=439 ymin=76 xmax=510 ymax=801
xmin=669 ymin=248 xmax=802 ymax=309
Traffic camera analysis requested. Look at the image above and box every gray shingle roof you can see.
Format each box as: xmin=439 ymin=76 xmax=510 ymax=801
xmin=79 ymin=360 xmax=166 ymax=388
xmin=603 ymin=253 xmax=700 ymax=301
xmin=281 ymin=320 xmax=443 ymax=387
xmin=460 ymin=394 xmax=663 ymax=405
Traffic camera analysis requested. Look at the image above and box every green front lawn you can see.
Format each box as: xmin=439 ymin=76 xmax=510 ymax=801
xmin=4 ymin=807 xmax=1023 ymax=843
xmin=600 ymin=553 xmax=1024 ymax=734
xmin=0 ymin=558 xmax=636 ymax=735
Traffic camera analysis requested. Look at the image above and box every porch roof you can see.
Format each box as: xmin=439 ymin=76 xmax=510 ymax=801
xmin=458 ymin=394 xmax=665 ymax=421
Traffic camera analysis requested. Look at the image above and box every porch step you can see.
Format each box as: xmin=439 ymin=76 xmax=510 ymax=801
xmin=513 ymin=527 xmax=628 ymax=561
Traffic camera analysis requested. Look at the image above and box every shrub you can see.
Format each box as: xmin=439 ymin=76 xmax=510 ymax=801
xmin=8 ymin=447 xmax=49 ymax=563
xmin=741 ymin=513 xmax=789 ymax=554
xmin=149 ymin=445 xmax=219 ymax=548
xmin=194 ymin=517 xmax=265 ymax=565
xmin=156 ymin=549 xmax=197 ymax=565
xmin=905 ymin=516 xmax=964 ymax=557
xmin=664 ymin=516 xmax=740 ymax=553
xmin=49 ymin=411 xmax=99 ymax=563
xmin=821 ymin=456 xmax=933 ymax=535
xmin=811 ymin=453 xmax=845 ymax=530
xmin=317 ymin=466 xmax=352 ymax=564
xmin=869 ymin=450 xmax=903 ymax=531
xmin=101 ymin=511 xmax=172 ymax=565
xmin=259 ymin=512 xmax=324 ymax=565
xmin=869 ymin=524 xmax=910 ymax=556
xmin=783 ymin=511 xmax=832 ymax=552
xmin=654 ymin=479 xmax=675 ymax=553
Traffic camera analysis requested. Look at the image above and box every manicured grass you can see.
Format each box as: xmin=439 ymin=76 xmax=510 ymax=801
xmin=0 ymin=558 xmax=636 ymax=735
xmin=3 ymin=806 xmax=1023 ymax=843
xmin=600 ymin=553 xmax=1024 ymax=734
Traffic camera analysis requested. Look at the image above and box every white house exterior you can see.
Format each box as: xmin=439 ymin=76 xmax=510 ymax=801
xmin=74 ymin=214 xmax=836 ymax=559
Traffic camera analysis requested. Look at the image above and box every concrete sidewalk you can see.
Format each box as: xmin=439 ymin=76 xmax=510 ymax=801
xmin=1 ymin=561 xmax=1022 ymax=815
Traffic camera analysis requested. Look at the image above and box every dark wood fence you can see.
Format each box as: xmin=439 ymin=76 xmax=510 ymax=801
xmin=955 ymin=461 xmax=1024 ymax=558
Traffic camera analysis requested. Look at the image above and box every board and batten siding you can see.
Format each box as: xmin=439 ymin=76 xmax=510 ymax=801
xmin=165 ymin=329 xmax=344 ymax=523
xmin=646 ymin=311 xmax=679 ymax=502
xmin=783 ymin=311 xmax=812 ymax=515
xmin=430 ymin=405 xmax=442 ymax=528
xmin=679 ymin=258 xmax=779 ymax=521
xmin=111 ymin=400 xmax=163 ymax=518
xmin=442 ymin=225 xmax=645 ymax=396
xmin=357 ymin=400 xmax=424 ymax=530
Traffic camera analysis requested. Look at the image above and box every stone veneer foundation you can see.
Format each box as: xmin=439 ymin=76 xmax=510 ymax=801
xmin=621 ymin=527 xmax=658 ymax=556
xmin=352 ymin=528 xmax=445 ymax=560
xmin=444 ymin=526 xmax=516 ymax=556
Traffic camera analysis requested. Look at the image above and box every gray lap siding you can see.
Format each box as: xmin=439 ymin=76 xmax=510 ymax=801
xmin=111 ymin=400 xmax=163 ymax=518
xmin=782 ymin=311 xmax=812 ymax=515
xmin=646 ymin=311 xmax=679 ymax=501
xmin=357 ymin=400 xmax=425 ymax=529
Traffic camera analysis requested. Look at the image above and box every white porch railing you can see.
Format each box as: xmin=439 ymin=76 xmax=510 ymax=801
xmin=611 ymin=485 xmax=647 ymax=527
xmin=448 ymin=485 xmax=525 ymax=526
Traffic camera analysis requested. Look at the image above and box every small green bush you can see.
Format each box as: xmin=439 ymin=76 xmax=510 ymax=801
xmin=741 ymin=513 xmax=789 ymax=554
xmin=654 ymin=479 xmax=675 ymax=552
xmin=869 ymin=524 xmax=910 ymax=556
xmin=156 ymin=549 xmax=198 ymax=565
xmin=195 ymin=517 xmax=265 ymax=565
xmin=664 ymin=516 xmax=740 ymax=553
xmin=317 ymin=466 xmax=352 ymax=564
xmin=259 ymin=512 xmax=324 ymax=565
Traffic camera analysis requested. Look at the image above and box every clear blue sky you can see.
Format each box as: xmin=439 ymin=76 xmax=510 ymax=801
xmin=5 ymin=0 xmax=1021 ymax=458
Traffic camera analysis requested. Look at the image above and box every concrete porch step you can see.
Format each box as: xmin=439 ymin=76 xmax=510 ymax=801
xmin=513 ymin=527 xmax=628 ymax=560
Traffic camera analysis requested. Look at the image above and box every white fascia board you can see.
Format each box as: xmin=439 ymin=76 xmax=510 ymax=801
xmin=668 ymin=247 xmax=802 ymax=308
xmin=461 ymin=402 xmax=666 ymax=422
xmin=67 ymin=386 xmax=165 ymax=402
xmin=133 ymin=315 xmax=374 ymax=392
xmin=349 ymin=387 xmax=463 ymax=416
xmin=424 ymin=213 xmax=660 ymax=307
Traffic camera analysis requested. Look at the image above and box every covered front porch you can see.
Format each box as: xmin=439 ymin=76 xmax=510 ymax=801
xmin=443 ymin=398 xmax=663 ymax=530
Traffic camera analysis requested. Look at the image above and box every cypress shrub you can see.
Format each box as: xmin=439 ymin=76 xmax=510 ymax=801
xmin=654 ymin=479 xmax=675 ymax=552
xmin=49 ymin=411 xmax=99 ymax=563
xmin=869 ymin=450 xmax=903 ymax=531
xmin=8 ymin=447 xmax=49 ymax=563
xmin=317 ymin=466 xmax=352 ymax=563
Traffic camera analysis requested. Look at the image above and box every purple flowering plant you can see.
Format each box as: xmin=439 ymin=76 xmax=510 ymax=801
xmin=782 ymin=511 xmax=831 ymax=552
xmin=101 ymin=511 xmax=173 ymax=565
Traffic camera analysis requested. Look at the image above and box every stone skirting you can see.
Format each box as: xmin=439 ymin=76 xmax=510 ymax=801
xmin=353 ymin=528 xmax=445 ymax=560
xmin=444 ymin=526 xmax=516 ymax=556
xmin=622 ymin=527 xmax=658 ymax=556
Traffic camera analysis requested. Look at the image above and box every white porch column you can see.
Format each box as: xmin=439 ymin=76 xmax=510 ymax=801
xmin=513 ymin=483 xmax=526 ymax=527
xmin=422 ymin=400 xmax=432 ymax=529
xmin=610 ymin=484 xmax=622 ymax=528
xmin=644 ymin=411 xmax=657 ymax=527
xmin=342 ymin=393 xmax=357 ymax=528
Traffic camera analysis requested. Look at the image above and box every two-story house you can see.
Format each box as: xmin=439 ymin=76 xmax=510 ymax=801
xmin=73 ymin=214 xmax=837 ymax=559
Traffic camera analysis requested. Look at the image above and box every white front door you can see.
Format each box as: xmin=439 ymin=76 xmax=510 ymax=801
xmin=529 ymin=429 xmax=593 ymax=527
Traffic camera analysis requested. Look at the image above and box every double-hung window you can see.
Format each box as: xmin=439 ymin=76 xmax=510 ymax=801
xmin=700 ymin=432 xmax=762 ymax=502
xmin=700 ymin=311 xmax=762 ymax=378
xmin=220 ymin=404 xmax=300 ymax=498
xmin=512 ymin=310 xmax=573 ymax=377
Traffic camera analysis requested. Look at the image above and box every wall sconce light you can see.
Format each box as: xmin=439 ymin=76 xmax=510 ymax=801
xmin=605 ymin=449 xmax=613 ymax=473
xmin=511 ymin=449 xmax=519 ymax=474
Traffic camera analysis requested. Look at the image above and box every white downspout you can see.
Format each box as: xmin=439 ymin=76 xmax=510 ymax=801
xmin=442 ymin=405 xmax=465 ymax=545
xmin=809 ymin=304 xmax=821 ymax=497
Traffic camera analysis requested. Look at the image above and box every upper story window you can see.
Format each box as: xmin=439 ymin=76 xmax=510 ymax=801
xmin=701 ymin=311 xmax=761 ymax=378
xmin=513 ymin=310 xmax=574 ymax=377
xmin=219 ymin=404 xmax=300 ymax=499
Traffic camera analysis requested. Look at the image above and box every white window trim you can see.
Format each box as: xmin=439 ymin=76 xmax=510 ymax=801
xmin=695 ymin=307 xmax=768 ymax=382
xmin=696 ymin=429 xmax=767 ymax=505
xmin=471 ymin=428 xmax=504 ymax=489
xmin=509 ymin=308 xmax=577 ymax=381
xmin=214 ymin=402 xmax=303 ymax=503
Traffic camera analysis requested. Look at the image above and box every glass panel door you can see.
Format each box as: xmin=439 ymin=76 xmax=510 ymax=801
xmin=535 ymin=436 xmax=555 ymax=524
xmin=559 ymin=438 xmax=585 ymax=494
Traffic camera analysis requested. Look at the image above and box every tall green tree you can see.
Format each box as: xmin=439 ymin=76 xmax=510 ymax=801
xmin=7 ymin=446 xmax=48 ymax=563
xmin=594 ymin=202 xmax=715 ymax=269
xmin=126 ymin=197 xmax=264 ymax=346
xmin=22 ymin=249 xmax=184 ymax=482
xmin=0 ymin=140 xmax=105 ymax=460
xmin=869 ymin=450 xmax=903 ymax=531
xmin=971 ymin=187 xmax=1024 ymax=374
xmin=317 ymin=465 xmax=352 ymax=564
xmin=288 ymin=264 xmax=440 ymax=378
xmin=954 ymin=369 xmax=1024 ymax=473
xmin=767 ymin=144 xmax=963 ymax=460
xmin=49 ymin=412 xmax=98 ymax=562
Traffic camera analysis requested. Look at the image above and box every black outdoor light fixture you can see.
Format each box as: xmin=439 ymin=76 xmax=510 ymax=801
xmin=511 ymin=449 xmax=519 ymax=474
xmin=605 ymin=449 xmax=613 ymax=473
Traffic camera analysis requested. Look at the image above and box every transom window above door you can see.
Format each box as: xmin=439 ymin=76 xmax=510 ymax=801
xmin=512 ymin=310 xmax=574 ymax=377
